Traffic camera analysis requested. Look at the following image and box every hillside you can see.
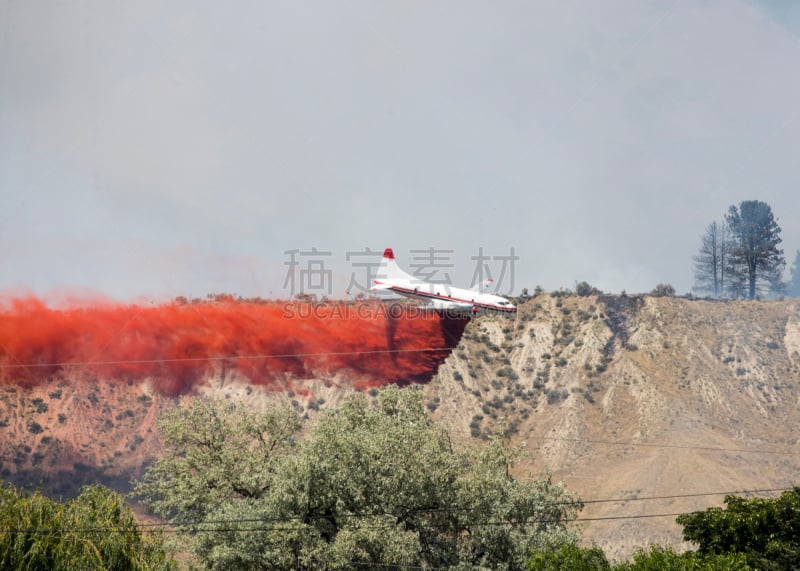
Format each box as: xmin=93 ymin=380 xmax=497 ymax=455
xmin=2 ymin=294 xmax=800 ymax=559
xmin=424 ymin=294 xmax=800 ymax=559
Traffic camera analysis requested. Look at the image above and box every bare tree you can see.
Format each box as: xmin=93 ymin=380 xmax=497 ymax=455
xmin=693 ymin=221 xmax=728 ymax=298
xmin=788 ymin=250 xmax=800 ymax=298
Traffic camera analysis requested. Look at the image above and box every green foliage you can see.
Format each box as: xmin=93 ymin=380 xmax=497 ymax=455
xmin=528 ymin=543 xmax=752 ymax=570
xmin=725 ymin=200 xmax=785 ymax=299
xmin=136 ymin=387 xmax=583 ymax=570
xmin=614 ymin=545 xmax=751 ymax=570
xmin=133 ymin=396 xmax=301 ymax=522
xmin=575 ymin=282 xmax=600 ymax=297
xmin=529 ymin=489 xmax=800 ymax=570
xmin=676 ymin=487 xmax=800 ymax=570
xmin=528 ymin=542 xmax=610 ymax=570
xmin=0 ymin=483 xmax=174 ymax=570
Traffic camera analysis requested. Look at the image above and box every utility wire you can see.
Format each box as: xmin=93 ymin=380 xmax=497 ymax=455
xmin=448 ymin=428 xmax=800 ymax=456
xmin=530 ymin=435 xmax=800 ymax=456
xmin=1 ymin=487 xmax=792 ymax=536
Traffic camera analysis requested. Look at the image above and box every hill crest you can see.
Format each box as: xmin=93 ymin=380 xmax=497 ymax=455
xmin=2 ymin=294 xmax=799 ymax=559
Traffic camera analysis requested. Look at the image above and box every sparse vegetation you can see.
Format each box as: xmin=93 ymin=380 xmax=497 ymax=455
xmin=27 ymin=421 xmax=44 ymax=434
xmin=496 ymin=366 xmax=519 ymax=380
xmin=547 ymin=390 xmax=562 ymax=405
xmin=649 ymin=283 xmax=676 ymax=297
xmin=576 ymin=281 xmax=600 ymax=297
xmin=115 ymin=409 xmax=135 ymax=421
xmin=31 ymin=397 xmax=48 ymax=413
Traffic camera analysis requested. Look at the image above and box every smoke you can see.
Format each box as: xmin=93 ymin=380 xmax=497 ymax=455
xmin=0 ymin=296 xmax=467 ymax=396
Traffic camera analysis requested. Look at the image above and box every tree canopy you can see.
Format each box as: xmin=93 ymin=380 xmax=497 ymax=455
xmin=527 ymin=542 xmax=610 ymax=570
xmin=0 ymin=483 xmax=174 ymax=570
xmin=677 ymin=487 xmax=800 ymax=570
xmin=724 ymin=200 xmax=785 ymax=299
xmin=693 ymin=201 xmax=786 ymax=299
xmin=134 ymin=387 xmax=583 ymax=570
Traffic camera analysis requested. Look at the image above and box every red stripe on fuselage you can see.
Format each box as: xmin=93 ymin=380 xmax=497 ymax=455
xmin=380 ymin=283 xmax=516 ymax=313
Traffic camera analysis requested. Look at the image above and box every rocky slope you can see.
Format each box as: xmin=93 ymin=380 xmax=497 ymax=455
xmin=424 ymin=294 xmax=800 ymax=559
xmin=2 ymin=294 xmax=800 ymax=560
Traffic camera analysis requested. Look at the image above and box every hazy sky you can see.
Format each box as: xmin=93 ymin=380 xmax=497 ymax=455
xmin=2 ymin=0 xmax=799 ymax=302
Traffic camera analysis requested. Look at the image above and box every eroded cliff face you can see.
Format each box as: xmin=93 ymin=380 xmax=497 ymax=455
xmin=3 ymin=294 xmax=800 ymax=559
xmin=424 ymin=294 xmax=800 ymax=559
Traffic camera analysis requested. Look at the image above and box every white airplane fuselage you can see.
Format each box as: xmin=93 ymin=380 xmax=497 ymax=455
xmin=371 ymin=248 xmax=516 ymax=314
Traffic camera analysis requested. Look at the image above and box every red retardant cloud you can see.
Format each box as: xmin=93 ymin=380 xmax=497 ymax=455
xmin=0 ymin=296 xmax=467 ymax=396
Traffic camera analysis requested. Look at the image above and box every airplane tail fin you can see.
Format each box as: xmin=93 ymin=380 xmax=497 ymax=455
xmin=374 ymin=248 xmax=414 ymax=283
xmin=471 ymin=278 xmax=494 ymax=292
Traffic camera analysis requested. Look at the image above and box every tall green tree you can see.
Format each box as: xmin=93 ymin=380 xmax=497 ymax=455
xmin=613 ymin=545 xmax=751 ymax=570
xmin=788 ymin=250 xmax=800 ymax=297
xmin=0 ymin=483 xmax=174 ymax=570
xmin=724 ymin=200 xmax=785 ymax=299
xmin=133 ymin=396 xmax=301 ymax=523
xmin=135 ymin=387 xmax=583 ymax=570
xmin=676 ymin=487 xmax=800 ymax=570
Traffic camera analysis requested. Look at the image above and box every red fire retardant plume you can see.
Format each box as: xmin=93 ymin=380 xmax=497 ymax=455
xmin=0 ymin=297 xmax=467 ymax=396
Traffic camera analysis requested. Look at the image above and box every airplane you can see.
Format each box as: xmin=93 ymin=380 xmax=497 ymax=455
xmin=371 ymin=248 xmax=516 ymax=315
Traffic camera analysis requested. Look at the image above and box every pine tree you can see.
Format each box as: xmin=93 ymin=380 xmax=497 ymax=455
xmin=724 ymin=200 xmax=785 ymax=299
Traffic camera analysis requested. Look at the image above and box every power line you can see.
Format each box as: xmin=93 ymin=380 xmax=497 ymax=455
xmin=449 ymin=427 xmax=800 ymax=456
xmin=1 ymin=487 xmax=792 ymax=536
xmin=577 ymin=512 xmax=685 ymax=522
xmin=581 ymin=486 xmax=791 ymax=505
xmin=530 ymin=435 xmax=800 ymax=456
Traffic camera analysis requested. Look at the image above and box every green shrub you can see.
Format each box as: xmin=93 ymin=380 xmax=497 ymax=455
xmin=0 ymin=484 xmax=175 ymax=570
xmin=649 ymin=283 xmax=676 ymax=297
xmin=528 ymin=542 xmax=609 ymax=570
xmin=575 ymin=282 xmax=601 ymax=297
